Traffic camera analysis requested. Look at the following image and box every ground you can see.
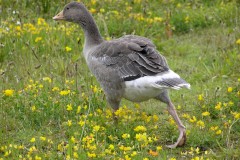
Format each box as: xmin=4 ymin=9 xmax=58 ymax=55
xmin=0 ymin=0 xmax=240 ymax=159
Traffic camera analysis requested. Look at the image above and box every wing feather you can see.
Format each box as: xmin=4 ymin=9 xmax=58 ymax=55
xmin=92 ymin=35 xmax=169 ymax=81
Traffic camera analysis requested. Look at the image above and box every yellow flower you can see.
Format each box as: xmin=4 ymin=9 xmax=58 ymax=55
xmin=91 ymin=0 xmax=96 ymax=5
xmin=231 ymin=112 xmax=240 ymax=119
xmin=89 ymin=8 xmax=96 ymax=14
xmin=185 ymin=16 xmax=190 ymax=23
xmin=122 ymin=133 xmax=130 ymax=139
xmin=37 ymin=18 xmax=46 ymax=25
xmin=181 ymin=151 xmax=188 ymax=155
xmin=198 ymin=94 xmax=204 ymax=101
xmin=125 ymin=155 xmax=131 ymax=160
xmin=119 ymin=145 xmax=132 ymax=151
xmin=227 ymin=87 xmax=233 ymax=92
xmin=70 ymin=136 xmax=75 ymax=143
xmin=169 ymin=158 xmax=176 ymax=160
xmin=196 ymin=120 xmax=205 ymax=128
xmin=38 ymin=84 xmax=43 ymax=88
xmin=216 ymin=129 xmax=222 ymax=135
xmin=134 ymin=0 xmax=141 ymax=3
xmin=87 ymin=152 xmax=96 ymax=158
xmin=153 ymin=115 xmax=159 ymax=122
xmin=15 ymin=26 xmax=21 ymax=32
xmin=31 ymin=106 xmax=36 ymax=112
xmin=66 ymin=155 xmax=70 ymax=160
xmin=93 ymin=125 xmax=100 ymax=132
xmin=106 ymin=37 xmax=111 ymax=41
xmin=47 ymin=139 xmax=53 ymax=144
xmin=234 ymin=113 xmax=240 ymax=119
xmin=134 ymin=125 xmax=147 ymax=132
xmin=195 ymin=147 xmax=200 ymax=154
xmin=135 ymin=133 xmax=148 ymax=142
xmin=191 ymin=156 xmax=202 ymax=160
xmin=108 ymin=144 xmax=114 ymax=150
xmin=35 ymin=155 xmax=42 ymax=160
xmin=74 ymin=145 xmax=79 ymax=151
xmin=4 ymin=150 xmax=11 ymax=157
xmin=52 ymin=87 xmax=59 ymax=91
xmin=67 ymin=120 xmax=72 ymax=126
xmin=35 ymin=37 xmax=42 ymax=43
xmin=157 ymin=146 xmax=162 ymax=151
xmin=3 ymin=89 xmax=14 ymax=96
xmin=43 ymin=77 xmax=52 ymax=83
xmin=228 ymin=101 xmax=234 ymax=106
xmin=189 ymin=116 xmax=197 ymax=123
xmin=182 ymin=113 xmax=190 ymax=119
xmin=91 ymin=85 xmax=98 ymax=93
xmin=100 ymin=8 xmax=105 ymax=13
xmin=29 ymin=146 xmax=37 ymax=152
xmin=104 ymin=149 xmax=111 ymax=154
xmin=177 ymin=3 xmax=182 ymax=8
xmin=65 ymin=46 xmax=72 ymax=52
xmin=215 ymin=102 xmax=222 ymax=110
xmin=59 ymin=90 xmax=70 ymax=95
xmin=168 ymin=117 xmax=175 ymax=125
xmin=210 ymin=126 xmax=218 ymax=131
xmin=66 ymin=104 xmax=73 ymax=111
xmin=131 ymin=151 xmax=137 ymax=157
xmin=112 ymin=10 xmax=119 ymax=15
xmin=154 ymin=17 xmax=163 ymax=22
xmin=77 ymin=106 xmax=81 ymax=114
xmin=78 ymin=120 xmax=85 ymax=126
xmin=40 ymin=136 xmax=46 ymax=141
xmin=30 ymin=137 xmax=36 ymax=143
xmin=202 ymin=111 xmax=210 ymax=116
xmin=88 ymin=144 xmax=97 ymax=151
xmin=236 ymin=39 xmax=240 ymax=45
xmin=73 ymin=152 xmax=78 ymax=158
xmin=18 ymin=145 xmax=24 ymax=150
xmin=149 ymin=149 xmax=158 ymax=156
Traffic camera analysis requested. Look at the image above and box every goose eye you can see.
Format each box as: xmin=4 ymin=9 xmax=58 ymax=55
xmin=66 ymin=7 xmax=69 ymax=10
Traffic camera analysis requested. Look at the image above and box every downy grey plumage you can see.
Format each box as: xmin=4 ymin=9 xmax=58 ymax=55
xmin=53 ymin=1 xmax=190 ymax=148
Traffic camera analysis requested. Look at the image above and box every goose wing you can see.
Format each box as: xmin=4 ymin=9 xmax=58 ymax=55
xmin=93 ymin=35 xmax=169 ymax=81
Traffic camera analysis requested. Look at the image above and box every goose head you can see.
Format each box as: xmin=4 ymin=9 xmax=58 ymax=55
xmin=53 ymin=2 xmax=89 ymax=25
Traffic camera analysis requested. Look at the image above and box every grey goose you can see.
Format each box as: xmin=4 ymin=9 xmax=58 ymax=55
xmin=53 ymin=1 xmax=190 ymax=148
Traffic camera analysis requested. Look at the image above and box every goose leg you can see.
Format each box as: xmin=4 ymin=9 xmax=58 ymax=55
xmin=166 ymin=102 xmax=186 ymax=148
xmin=156 ymin=91 xmax=186 ymax=148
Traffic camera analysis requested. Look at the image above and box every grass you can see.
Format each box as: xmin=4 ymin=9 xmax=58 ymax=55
xmin=1 ymin=0 xmax=240 ymax=159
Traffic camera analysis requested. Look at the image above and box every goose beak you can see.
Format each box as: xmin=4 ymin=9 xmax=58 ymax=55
xmin=53 ymin=10 xmax=65 ymax=20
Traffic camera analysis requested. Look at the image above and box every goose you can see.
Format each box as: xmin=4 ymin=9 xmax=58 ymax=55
xmin=53 ymin=1 xmax=190 ymax=148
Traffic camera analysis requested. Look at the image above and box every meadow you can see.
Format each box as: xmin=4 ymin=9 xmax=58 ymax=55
xmin=1 ymin=0 xmax=240 ymax=159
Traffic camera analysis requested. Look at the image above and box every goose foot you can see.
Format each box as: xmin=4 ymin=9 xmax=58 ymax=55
xmin=166 ymin=130 xmax=186 ymax=148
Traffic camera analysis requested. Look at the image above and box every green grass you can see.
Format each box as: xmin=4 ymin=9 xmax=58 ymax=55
xmin=1 ymin=0 xmax=240 ymax=159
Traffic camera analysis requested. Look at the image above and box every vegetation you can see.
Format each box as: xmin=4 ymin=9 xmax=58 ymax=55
xmin=1 ymin=0 xmax=240 ymax=159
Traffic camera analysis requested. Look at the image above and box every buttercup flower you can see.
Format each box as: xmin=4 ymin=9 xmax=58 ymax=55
xmin=216 ymin=129 xmax=222 ymax=135
xmin=122 ymin=133 xmax=130 ymax=139
xmin=3 ymin=89 xmax=14 ymax=96
xmin=198 ymin=94 xmax=204 ymax=101
xmin=202 ymin=111 xmax=210 ymax=116
xmin=134 ymin=125 xmax=147 ymax=132
xmin=65 ymin=46 xmax=72 ymax=52
xmin=30 ymin=137 xmax=36 ymax=143
xmin=227 ymin=87 xmax=233 ymax=92
xmin=236 ymin=39 xmax=240 ymax=45
xmin=66 ymin=104 xmax=73 ymax=111
xmin=35 ymin=37 xmax=42 ymax=43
